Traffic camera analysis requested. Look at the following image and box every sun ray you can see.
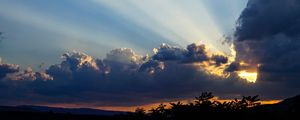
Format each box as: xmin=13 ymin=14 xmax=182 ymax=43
xmin=92 ymin=0 xmax=225 ymax=53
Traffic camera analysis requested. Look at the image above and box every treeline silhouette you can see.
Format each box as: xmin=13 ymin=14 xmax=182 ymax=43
xmin=119 ymin=92 xmax=263 ymax=120
xmin=117 ymin=92 xmax=298 ymax=120
xmin=0 ymin=92 xmax=299 ymax=120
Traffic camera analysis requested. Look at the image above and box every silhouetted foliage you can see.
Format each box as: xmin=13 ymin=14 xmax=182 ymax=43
xmin=132 ymin=108 xmax=146 ymax=120
xmin=130 ymin=92 xmax=300 ymax=120
xmin=1 ymin=92 xmax=299 ymax=120
xmin=126 ymin=92 xmax=268 ymax=120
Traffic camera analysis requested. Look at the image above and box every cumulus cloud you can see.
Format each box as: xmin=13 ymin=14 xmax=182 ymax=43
xmin=105 ymin=48 xmax=148 ymax=64
xmin=185 ymin=43 xmax=209 ymax=62
xmin=151 ymin=43 xmax=228 ymax=66
xmin=0 ymin=44 xmax=255 ymax=107
xmin=0 ymin=58 xmax=52 ymax=81
xmin=5 ymin=67 xmax=52 ymax=81
xmin=211 ymin=55 xmax=228 ymax=66
xmin=152 ymin=43 xmax=187 ymax=61
xmin=138 ymin=60 xmax=164 ymax=74
xmin=46 ymin=51 xmax=107 ymax=82
xmin=0 ymin=59 xmax=19 ymax=79
xmin=231 ymin=0 xmax=300 ymax=97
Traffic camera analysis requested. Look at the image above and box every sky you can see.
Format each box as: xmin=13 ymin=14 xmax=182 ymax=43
xmin=1 ymin=0 xmax=300 ymax=111
xmin=0 ymin=0 xmax=247 ymax=69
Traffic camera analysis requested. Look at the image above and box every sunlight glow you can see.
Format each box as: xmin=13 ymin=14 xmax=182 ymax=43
xmin=201 ymin=61 xmax=227 ymax=77
xmin=191 ymin=42 xmax=260 ymax=83
xmin=229 ymin=44 xmax=236 ymax=62
xmin=228 ymin=45 xmax=259 ymax=83
xmin=237 ymin=70 xmax=257 ymax=83
xmin=202 ymin=43 xmax=236 ymax=77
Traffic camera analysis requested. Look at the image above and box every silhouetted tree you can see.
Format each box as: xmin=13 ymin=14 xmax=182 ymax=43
xmin=143 ymin=92 xmax=263 ymax=120
xmin=195 ymin=92 xmax=214 ymax=105
xmin=132 ymin=108 xmax=147 ymax=120
xmin=242 ymin=95 xmax=261 ymax=108
xmin=149 ymin=104 xmax=168 ymax=119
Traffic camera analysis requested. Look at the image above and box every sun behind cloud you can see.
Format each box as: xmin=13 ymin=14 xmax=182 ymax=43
xmin=237 ymin=70 xmax=257 ymax=83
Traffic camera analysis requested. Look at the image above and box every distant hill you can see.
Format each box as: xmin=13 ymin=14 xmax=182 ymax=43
xmin=0 ymin=105 xmax=127 ymax=116
xmin=270 ymin=94 xmax=300 ymax=112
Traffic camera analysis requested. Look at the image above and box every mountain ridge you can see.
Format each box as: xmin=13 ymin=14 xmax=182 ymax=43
xmin=0 ymin=105 xmax=128 ymax=116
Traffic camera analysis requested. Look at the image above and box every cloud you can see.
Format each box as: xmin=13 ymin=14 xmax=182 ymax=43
xmin=211 ymin=54 xmax=228 ymax=66
xmin=152 ymin=43 xmax=187 ymax=61
xmin=225 ymin=62 xmax=241 ymax=72
xmin=46 ymin=51 xmax=106 ymax=81
xmin=105 ymin=48 xmax=148 ymax=64
xmin=152 ymin=43 xmax=228 ymax=65
xmin=0 ymin=59 xmax=19 ymax=79
xmin=0 ymin=58 xmax=52 ymax=81
xmin=5 ymin=67 xmax=52 ymax=81
xmin=231 ymin=0 xmax=300 ymax=97
xmin=138 ymin=60 xmax=164 ymax=74
xmin=185 ymin=43 xmax=210 ymax=62
xmin=0 ymin=44 xmax=254 ymax=107
xmin=235 ymin=0 xmax=300 ymax=42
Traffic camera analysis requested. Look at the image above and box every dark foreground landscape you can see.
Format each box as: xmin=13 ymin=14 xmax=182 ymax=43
xmin=0 ymin=92 xmax=299 ymax=120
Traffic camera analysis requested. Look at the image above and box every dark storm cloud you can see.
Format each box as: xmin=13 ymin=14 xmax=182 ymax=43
xmin=235 ymin=0 xmax=300 ymax=42
xmin=0 ymin=43 xmax=254 ymax=106
xmin=232 ymin=0 xmax=300 ymax=97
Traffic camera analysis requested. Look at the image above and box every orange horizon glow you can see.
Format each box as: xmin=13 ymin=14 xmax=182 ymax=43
xmin=96 ymin=99 xmax=281 ymax=112
xmin=40 ymin=99 xmax=281 ymax=112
